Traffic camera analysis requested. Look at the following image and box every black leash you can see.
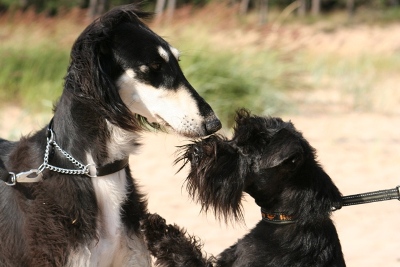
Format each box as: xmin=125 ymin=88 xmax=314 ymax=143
xmin=338 ymin=186 xmax=400 ymax=208
xmin=262 ymin=186 xmax=400 ymax=224
xmin=0 ymin=169 xmax=10 ymax=184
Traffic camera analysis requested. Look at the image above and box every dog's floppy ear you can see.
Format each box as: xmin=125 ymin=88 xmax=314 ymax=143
xmin=263 ymin=128 xmax=304 ymax=170
xmin=64 ymin=5 xmax=152 ymax=131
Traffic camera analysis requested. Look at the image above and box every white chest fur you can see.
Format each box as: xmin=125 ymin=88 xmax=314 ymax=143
xmin=66 ymin=156 xmax=151 ymax=267
xmin=90 ymin=170 xmax=128 ymax=266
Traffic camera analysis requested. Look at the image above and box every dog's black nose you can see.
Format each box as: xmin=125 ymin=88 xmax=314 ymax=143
xmin=204 ymin=117 xmax=222 ymax=135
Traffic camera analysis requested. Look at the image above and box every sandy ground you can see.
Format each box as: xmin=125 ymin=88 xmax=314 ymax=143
xmin=1 ymin=108 xmax=399 ymax=266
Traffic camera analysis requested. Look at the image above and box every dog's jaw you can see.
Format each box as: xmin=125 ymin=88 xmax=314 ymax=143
xmin=117 ymin=69 xmax=220 ymax=138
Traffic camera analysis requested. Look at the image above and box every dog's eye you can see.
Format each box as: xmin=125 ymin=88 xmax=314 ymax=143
xmin=283 ymin=153 xmax=302 ymax=170
xmin=149 ymin=62 xmax=162 ymax=71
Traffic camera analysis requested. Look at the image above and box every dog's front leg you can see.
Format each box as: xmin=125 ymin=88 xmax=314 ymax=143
xmin=214 ymin=245 xmax=238 ymax=267
xmin=140 ymin=213 xmax=214 ymax=267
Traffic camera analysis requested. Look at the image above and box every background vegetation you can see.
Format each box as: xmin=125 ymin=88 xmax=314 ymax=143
xmin=0 ymin=0 xmax=399 ymax=127
xmin=1 ymin=0 xmax=399 ymax=17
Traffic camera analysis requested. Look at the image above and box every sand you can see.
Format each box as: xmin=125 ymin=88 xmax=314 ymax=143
xmin=1 ymin=109 xmax=399 ymax=266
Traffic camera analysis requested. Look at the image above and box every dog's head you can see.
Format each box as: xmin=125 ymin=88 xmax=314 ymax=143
xmin=65 ymin=5 xmax=221 ymax=137
xmin=178 ymin=109 xmax=342 ymax=222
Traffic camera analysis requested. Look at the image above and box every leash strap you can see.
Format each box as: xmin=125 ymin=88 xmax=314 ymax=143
xmin=0 ymin=170 xmax=12 ymax=184
xmin=260 ymin=187 xmax=400 ymax=224
xmin=0 ymin=157 xmax=9 ymax=183
xmin=341 ymin=186 xmax=400 ymax=207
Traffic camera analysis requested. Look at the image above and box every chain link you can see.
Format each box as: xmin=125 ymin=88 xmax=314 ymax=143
xmin=39 ymin=129 xmax=91 ymax=176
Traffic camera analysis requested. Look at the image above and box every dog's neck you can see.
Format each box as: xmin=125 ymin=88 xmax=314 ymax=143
xmin=51 ymin=92 xmax=140 ymax=169
xmin=260 ymin=208 xmax=296 ymax=225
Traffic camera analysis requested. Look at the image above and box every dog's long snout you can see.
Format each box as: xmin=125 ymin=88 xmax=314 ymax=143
xmin=204 ymin=116 xmax=222 ymax=135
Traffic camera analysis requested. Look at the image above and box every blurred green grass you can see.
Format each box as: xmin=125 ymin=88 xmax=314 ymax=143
xmin=177 ymin=47 xmax=300 ymax=126
xmin=0 ymin=7 xmax=399 ymax=128
xmin=300 ymin=51 xmax=400 ymax=112
xmin=0 ymin=46 xmax=69 ymax=109
xmin=0 ymin=15 xmax=302 ymax=127
xmin=0 ymin=42 xmax=298 ymax=127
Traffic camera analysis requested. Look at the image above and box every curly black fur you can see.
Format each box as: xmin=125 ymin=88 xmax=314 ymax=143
xmin=143 ymin=109 xmax=346 ymax=267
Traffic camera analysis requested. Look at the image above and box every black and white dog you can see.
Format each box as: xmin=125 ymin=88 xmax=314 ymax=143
xmin=141 ymin=109 xmax=346 ymax=267
xmin=0 ymin=5 xmax=220 ymax=267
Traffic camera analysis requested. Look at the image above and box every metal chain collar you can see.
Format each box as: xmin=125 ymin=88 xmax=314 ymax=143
xmin=38 ymin=129 xmax=92 ymax=176
xmin=4 ymin=129 xmax=93 ymax=186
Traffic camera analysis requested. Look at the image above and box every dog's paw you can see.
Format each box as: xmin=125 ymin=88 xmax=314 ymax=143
xmin=148 ymin=213 xmax=168 ymax=230
xmin=140 ymin=213 xmax=169 ymax=244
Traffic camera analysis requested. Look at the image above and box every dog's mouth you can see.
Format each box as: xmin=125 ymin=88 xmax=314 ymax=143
xmin=138 ymin=106 xmax=220 ymax=137
xmin=153 ymin=115 xmax=210 ymax=138
xmin=151 ymin=114 xmax=175 ymax=133
xmin=135 ymin=114 xmax=166 ymax=132
xmin=154 ymin=115 xmax=171 ymax=127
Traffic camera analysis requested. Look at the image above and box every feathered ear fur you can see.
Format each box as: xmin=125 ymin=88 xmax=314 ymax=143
xmin=272 ymin=132 xmax=343 ymax=222
xmin=286 ymin=165 xmax=343 ymax=223
xmin=261 ymin=128 xmax=304 ymax=170
xmin=64 ymin=5 xmax=153 ymax=131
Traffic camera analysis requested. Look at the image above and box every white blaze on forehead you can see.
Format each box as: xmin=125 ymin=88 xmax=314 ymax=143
xmin=169 ymin=46 xmax=180 ymax=60
xmin=158 ymin=46 xmax=169 ymax=62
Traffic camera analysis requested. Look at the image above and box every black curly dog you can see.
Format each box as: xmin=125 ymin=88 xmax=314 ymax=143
xmin=141 ymin=109 xmax=346 ymax=267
